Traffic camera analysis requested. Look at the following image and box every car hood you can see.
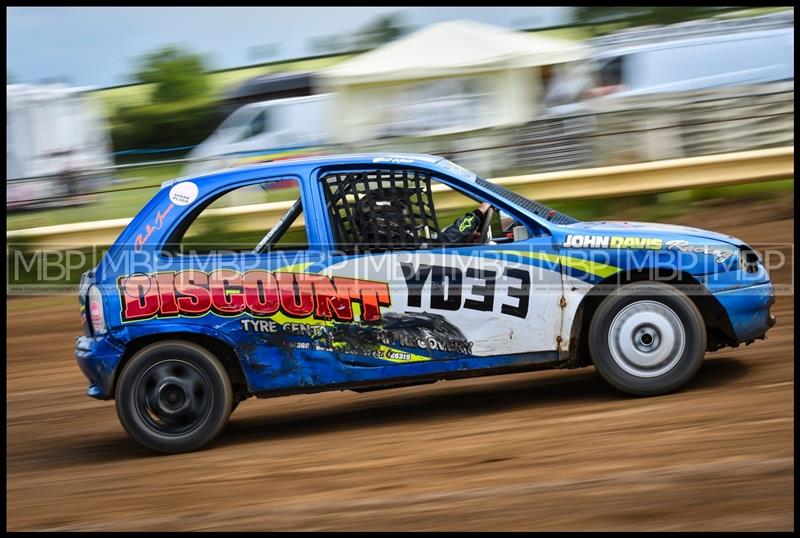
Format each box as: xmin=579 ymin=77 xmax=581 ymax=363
xmin=565 ymin=221 xmax=742 ymax=246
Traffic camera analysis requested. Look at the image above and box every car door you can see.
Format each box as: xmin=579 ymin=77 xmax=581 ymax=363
xmin=314 ymin=165 xmax=565 ymax=366
xmin=148 ymin=175 xmax=327 ymax=378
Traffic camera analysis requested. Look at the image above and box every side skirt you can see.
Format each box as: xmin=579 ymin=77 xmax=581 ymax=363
xmin=252 ymin=352 xmax=574 ymax=399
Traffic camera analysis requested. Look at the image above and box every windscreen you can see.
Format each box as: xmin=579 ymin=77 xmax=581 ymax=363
xmin=475 ymin=177 xmax=579 ymax=225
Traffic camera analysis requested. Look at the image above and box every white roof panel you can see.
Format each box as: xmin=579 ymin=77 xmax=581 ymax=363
xmin=319 ymin=19 xmax=589 ymax=85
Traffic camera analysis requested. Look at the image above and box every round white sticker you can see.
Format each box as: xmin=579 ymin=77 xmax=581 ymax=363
xmin=169 ymin=181 xmax=198 ymax=206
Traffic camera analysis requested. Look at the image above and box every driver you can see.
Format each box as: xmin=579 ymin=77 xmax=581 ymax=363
xmin=439 ymin=202 xmax=491 ymax=244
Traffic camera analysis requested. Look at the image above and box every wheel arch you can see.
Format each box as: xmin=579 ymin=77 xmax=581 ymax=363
xmin=567 ymin=268 xmax=737 ymax=367
xmin=113 ymin=328 xmax=249 ymax=399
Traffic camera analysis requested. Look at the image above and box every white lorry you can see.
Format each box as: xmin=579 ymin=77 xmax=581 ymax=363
xmin=182 ymin=93 xmax=334 ymax=177
xmin=7 ymin=83 xmax=114 ymax=209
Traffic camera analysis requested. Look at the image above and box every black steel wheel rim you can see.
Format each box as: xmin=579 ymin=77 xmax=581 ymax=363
xmin=134 ymin=359 xmax=213 ymax=436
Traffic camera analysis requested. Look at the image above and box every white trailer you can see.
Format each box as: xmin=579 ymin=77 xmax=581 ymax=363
xmin=6 ymin=84 xmax=114 ymax=209
xmin=544 ymin=13 xmax=794 ymax=112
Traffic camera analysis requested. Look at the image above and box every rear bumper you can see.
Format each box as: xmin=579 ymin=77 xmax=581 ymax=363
xmin=712 ymin=282 xmax=776 ymax=343
xmin=75 ymin=336 xmax=124 ymax=400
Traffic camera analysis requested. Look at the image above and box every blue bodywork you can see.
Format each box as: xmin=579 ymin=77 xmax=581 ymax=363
xmin=75 ymin=153 xmax=775 ymax=400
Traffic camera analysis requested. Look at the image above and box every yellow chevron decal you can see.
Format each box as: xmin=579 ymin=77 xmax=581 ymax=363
xmin=494 ymin=250 xmax=620 ymax=279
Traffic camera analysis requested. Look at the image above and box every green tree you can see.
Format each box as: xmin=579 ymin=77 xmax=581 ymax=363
xmin=111 ymin=45 xmax=221 ymax=154
xmin=132 ymin=46 xmax=210 ymax=103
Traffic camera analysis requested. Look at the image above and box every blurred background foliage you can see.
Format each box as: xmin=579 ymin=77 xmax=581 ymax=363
xmin=133 ymin=46 xmax=211 ymax=103
xmin=575 ymin=6 xmax=765 ymax=36
xmin=108 ymin=13 xmax=411 ymax=156
xmin=111 ymin=46 xmax=223 ymax=155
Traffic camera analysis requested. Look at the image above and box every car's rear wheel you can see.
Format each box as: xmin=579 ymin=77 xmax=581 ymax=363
xmin=588 ymin=281 xmax=706 ymax=396
xmin=115 ymin=340 xmax=233 ymax=454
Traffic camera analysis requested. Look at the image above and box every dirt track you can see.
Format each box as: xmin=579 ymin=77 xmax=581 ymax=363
xmin=7 ymin=198 xmax=795 ymax=531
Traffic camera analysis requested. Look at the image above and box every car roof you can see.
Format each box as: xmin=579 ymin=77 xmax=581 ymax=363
xmin=162 ymin=153 xmax=461 ymax=190
xmin=234 ymin=93 xmax=333 ymax=111
xmin=224 ymin=71 xmax=315 ymax=101
xmin=593 ymin=27 xmax=792 ymax=59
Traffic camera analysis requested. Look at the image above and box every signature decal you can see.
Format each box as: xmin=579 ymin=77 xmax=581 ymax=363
xmin=665 ymin=240 xmax=736 ymax=262
xmin=134 ymin=204 xmax=174 ymax=253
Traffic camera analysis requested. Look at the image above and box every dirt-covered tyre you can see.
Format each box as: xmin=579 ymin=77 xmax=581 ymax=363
xmin=115 ymin=340 xmax=233 ymax=454
xmin=588 ymin=281 xmax=706 ymax=396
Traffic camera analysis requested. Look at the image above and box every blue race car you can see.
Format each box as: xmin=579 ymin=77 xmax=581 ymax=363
xmin=76 ymin=154 xmax=776 ymax=453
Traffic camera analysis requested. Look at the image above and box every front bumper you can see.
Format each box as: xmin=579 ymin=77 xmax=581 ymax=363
xmin=75 ymin=335 xmax=124 ymax=400
xmin=712 ymin=282 xmax=776 ymax=343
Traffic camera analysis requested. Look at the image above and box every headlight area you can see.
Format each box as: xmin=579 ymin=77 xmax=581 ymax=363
xmin=698 ymin=245 xmax=774 ymax=346
xmin=700 ymin=245 xmax=769 ymax=294
xmin=87 ymin=284 xmax=107 ymax=335
xmin=739 ymin=245 xmax=763 ymax=275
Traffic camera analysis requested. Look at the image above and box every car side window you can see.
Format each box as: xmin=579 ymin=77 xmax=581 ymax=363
xmin=321 ymin=168 xmax=531 ymax=254
xmin=164 ymin=178 xmax=308 ymax=255
xmin=323 ymin=168 xmax=440 ymax=253
xmin=430 ymin=179 xmax=541 ymax=243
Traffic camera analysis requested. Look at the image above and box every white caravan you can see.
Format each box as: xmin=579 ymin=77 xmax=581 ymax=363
xmin=7 ymin=84 xmax=114 ymax=209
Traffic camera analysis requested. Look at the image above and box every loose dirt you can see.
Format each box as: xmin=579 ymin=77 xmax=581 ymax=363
xmin=7 ymin=198 xmax=794 ymax=531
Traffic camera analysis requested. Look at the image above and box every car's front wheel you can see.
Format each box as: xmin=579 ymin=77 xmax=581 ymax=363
xmin=588 ymin=281 xmax=706 ymax=396
xmin=115 ymin=340 xmax=233 ymax=454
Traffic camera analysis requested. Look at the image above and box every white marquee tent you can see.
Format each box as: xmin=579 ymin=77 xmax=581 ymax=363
xmin=318 ymin=19 xmax=590 ymax=143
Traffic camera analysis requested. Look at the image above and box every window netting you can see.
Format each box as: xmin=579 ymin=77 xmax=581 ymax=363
xmin=323 ymin=169 xmax=442 ymax=252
